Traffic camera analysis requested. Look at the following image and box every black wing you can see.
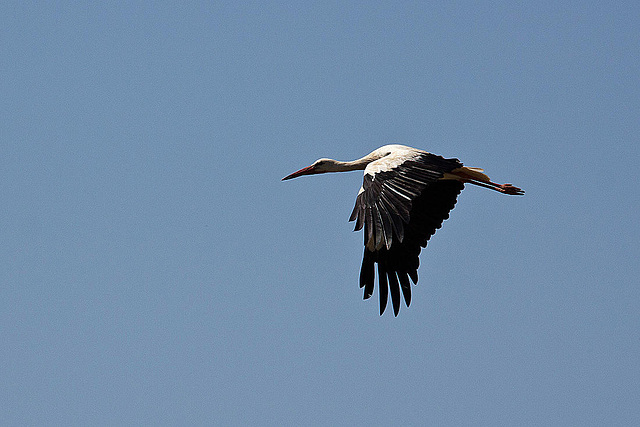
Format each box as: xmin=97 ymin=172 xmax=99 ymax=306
xmin=349 ymin=153 xmax=464 ymax=316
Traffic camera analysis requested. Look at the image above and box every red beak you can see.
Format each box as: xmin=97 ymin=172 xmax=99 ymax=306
xmin=282 ymin=165 xmax=317 ymax=181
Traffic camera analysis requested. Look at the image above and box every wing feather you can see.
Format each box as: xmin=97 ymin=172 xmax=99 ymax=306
xmin=388 ymin=270 xmax=401 ymax=316
xmin=377 ymin=201 xmax=394 ymax=250
xmin=398 ymin=271 xmax=412 ymax=307
xmin=378 ymin=263 xmax=389 ymax=315
xmin=360 ymin=250 xmax=375 ymax=299
xmin=373 ymin=202 xmax=385 ymax=250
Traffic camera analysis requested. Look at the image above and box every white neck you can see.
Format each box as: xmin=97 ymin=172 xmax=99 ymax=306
xmin=324 ymin=159 xmax=368 ymax=172
xmin=320 ymin=151 xmax=388 ymax=173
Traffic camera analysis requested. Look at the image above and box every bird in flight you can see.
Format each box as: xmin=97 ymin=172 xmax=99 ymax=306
xmin=282 ymin=145 xmax=524 ymax=316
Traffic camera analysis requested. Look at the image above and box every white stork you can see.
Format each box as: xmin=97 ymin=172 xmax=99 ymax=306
xmin=282 ymin=145 xmax=524 ymax=316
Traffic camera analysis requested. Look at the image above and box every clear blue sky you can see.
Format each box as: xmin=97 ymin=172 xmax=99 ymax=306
xmin=2 ymin=1 xmax=639 ymax=425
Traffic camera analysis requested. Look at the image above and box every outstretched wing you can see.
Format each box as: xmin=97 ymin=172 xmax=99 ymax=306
xmin=349 ymin=152 xmax=464 ymax=316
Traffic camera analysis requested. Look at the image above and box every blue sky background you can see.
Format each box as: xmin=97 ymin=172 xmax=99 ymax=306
xmin=2 ymin=1 xmax=639 ymax=425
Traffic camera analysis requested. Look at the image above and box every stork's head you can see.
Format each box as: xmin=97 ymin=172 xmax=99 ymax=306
xmin=282 ymin=158 xmax=335 ymax=180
